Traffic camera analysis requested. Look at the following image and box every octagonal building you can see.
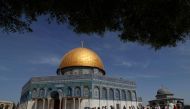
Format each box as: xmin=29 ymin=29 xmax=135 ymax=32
xmin=19 ymin=47 xmax=138 ymax=109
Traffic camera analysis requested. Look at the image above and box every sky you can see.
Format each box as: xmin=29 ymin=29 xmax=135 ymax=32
xmin=0 ymin=17 xmax=190 ymax=105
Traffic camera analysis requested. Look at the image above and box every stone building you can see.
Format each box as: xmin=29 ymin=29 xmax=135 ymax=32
xmin=149 ymin=87 xmax=184 ymax=108
xmin=0 ymin=100 xmax=15 ymax=109
xmin=19 ymin=47 xmax=139 ymax=109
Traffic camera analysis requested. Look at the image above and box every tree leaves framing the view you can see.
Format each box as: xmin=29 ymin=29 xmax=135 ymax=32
xmin=0 ymin=0 xmax=190 ymax=49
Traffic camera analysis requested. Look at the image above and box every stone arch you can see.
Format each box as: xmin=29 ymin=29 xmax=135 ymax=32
xmin=127 ymin=90 xmax=132 ymax=101
xmin=94 ymin=86 xmax=100 ymax=99
xmin=83 ymin=86 xmax=90 ymax=97
xmin=4 ymin=105 xmax=9 ymax=109
xmin=115 ymin=89 xmax=120 ymax=100
xmin=110 ymin=105 xmax=114 ymax=109
xmin=123 ymin=105 xmax=127 ymax=109
xmin=47 ymin=88 xmax=63 ymax=99
xmin=45 ymin=88 xmax=63 ymax=109
xmin=37 ymin=99 xmax=43 ymax=109
xmin=102 ymin=87 xmax=107 ymax=99
xmin=4 ymin=104 xmax=9 ymax=109
xmin=75 ymin=87 xmax=81 ymax=96
xmin=51 ymin=91 xmax=59 ymax=99
xmin=50 ymin=91 xmax=60 ymax=109
xmin=46 ymin=88 xmax=52 ymax=97
xmin=121 ymin=90 xmax=126 ymax=100
xmin=109 ymin=88 xmax=114 ymax=100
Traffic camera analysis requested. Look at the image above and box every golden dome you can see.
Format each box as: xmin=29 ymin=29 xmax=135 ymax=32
xmin=59 ymin=47 xmax=104 ymax=71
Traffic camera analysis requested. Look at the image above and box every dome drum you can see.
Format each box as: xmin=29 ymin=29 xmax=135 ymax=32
xmin=57 ymin=66 xmax=105 ymax=75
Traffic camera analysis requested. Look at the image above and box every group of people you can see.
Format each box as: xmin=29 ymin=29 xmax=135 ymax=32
xmin=165 ymin=102 xmax=183 ymax=109
xmin=151 ymin=101 xmax=183 ymax=109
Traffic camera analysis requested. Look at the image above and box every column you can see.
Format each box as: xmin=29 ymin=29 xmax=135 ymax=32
xmin=10 ymin=104 xmax=13 ymax=109
xmin=73 ymin=98 xmax=75 ymax=109
xmin=72 ymin=87 xmax=75 ymax=96
xmin=125 ymin=90 xmax=128 ymax=109
xmin=43 ymin=99 xmax=46 ymax=109
xmin=81 ymin=86 xmax=84 ymax=96
xmin=130 ymin=91 xmax=132 ymax=106
xmin=78 ymin=98 xmax=81 ymax=109
xmin=100 ymin=86 xmax=102 ymax=99
xmin=134 ymin=91 xmax=138 ymax=107
xmin=99 ymin=86 xmax=102 ymax=107
xmin=107 ymin=88 xmax=109 ymax=109
xmin=107 ymin=88 xmax=109 ymax=100
xmin=64 ymin=98 xmax=67 ymax=109
xmin=48 ymin=98 xmax=51 ymax=109
xmin=59 ymin=97 xmax=62 ymax=109
xmin=44 ymin=88 xmax=47 ymax=97
xmin=3 ymin=104 xmax=5 ymax=109
xmin=113 ymin=89 xmax=115 ymax=108
xmin=52 ymin=99 xmax=54 ymax=109
xmin=120 ymin=90 xmax=122 ymax=100
xmin=35 ymin=99 xmax=38 ymax=109
xmin=120 ymin=90 xmax=122 ymax=108
xmin=92 ymin=85 xmax=94 ymax=98
xmin=62 ymin=98 xmax=64 ymax=109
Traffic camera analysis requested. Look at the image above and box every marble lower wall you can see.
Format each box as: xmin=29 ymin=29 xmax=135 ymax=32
xmin=20 ymin=99 xmax=138 ymax=109
xmin=82 ymin=99 xmax=137 ymax=109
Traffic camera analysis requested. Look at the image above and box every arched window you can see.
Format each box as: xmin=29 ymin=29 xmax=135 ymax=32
xmin=48 ymin=88 xmax=52 ymax=92
xmin=29 ymin=91 xmax=32 ymax=99
xmin=50 ymin=91 xmax=59 ymax=99
xmin=32 ymin=88 xmax=37 ymax=97
xmin=75 ymin=87 xmax=81 ymax=96
xmin=94 ymin=86 xmax=100 ymax=99
xmin=115 ymin=89 xmax=120 ymax=100
xmin=39 ymin=88 xmax=45 ymax=97
xmin=127 ymin=90 xmax=132 ymax=101
xmin=67 ymin=87 xmax=72 ymax=96
xmin=121 ymin=90 xmax=126 ymax=100
xmin=132 ymin=91 xmax=137 ymax=101
xmin=109 ymin=88 xmax=114 ymax=100
xmin=102 ymin=87 xmax=107 ymax=99
xmin=84 ymin=87 xmax=90 ymax=97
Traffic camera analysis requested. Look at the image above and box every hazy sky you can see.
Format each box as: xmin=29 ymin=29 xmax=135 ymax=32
xmin=0 ymin=17 xmax=190 ymax=105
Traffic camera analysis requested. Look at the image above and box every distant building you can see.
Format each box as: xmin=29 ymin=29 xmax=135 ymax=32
xmin=137 ymin=97 xmax=143 ymax=108
xmin=149 ymin=87 xmax=184 ymax=108
xmin=0 ymin=100 xmax=15 ymax=109
xmin=19 ymin=47 xmax=140 ymax=109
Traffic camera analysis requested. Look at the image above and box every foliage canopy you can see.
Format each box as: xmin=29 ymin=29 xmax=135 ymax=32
xmin=0 ymin=0 xmax=190 ymax=49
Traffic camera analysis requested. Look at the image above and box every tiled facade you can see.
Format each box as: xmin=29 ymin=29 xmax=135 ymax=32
xmin=20 ymin=74 xmax=138 ymax=109
xmin=19 ymin=47 xmax=140 ymax=109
